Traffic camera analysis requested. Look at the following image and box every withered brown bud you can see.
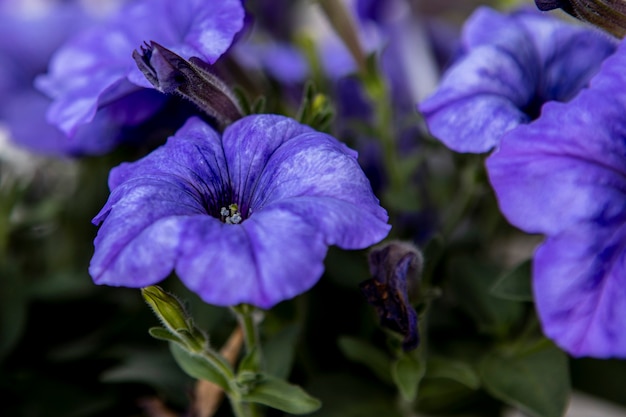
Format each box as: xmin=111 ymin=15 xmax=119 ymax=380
xmin=133 ymin=41 xmax=243 ymax=130
xmin=535 ymin=0 xmax=626 ymax=38
xmin=359 ymin=241 xmax=423 ymax=351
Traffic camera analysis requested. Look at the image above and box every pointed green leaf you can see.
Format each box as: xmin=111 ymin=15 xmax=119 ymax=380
xmin=264 ymin=323 xmax=300 ymax=379
xmin=391 ymin=352 xmax=425 ymax=402
xmin=241 ymin=373 xmax=321 ymax=414
xmin=0 ymin=262 xmax=27 ymax=359
xmin=447 ymin=257 xmax=524 ymax=336
xmin=491 ymin=260 xmax=533 ymax=302
xmin=148 ymin=327 xmax=183 ymax=344
xmin=338 ymin=336 xmax=392 ymax=384
xmin=480 ymin=340 xmax=570 ymax=417
xmin=169 ymin=342 xmax=232 ymax=391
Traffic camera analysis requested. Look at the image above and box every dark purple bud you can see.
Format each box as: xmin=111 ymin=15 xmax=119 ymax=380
xmin=133 ymin=41 xmax=243 ymax=129
xmin=359 ymin=241 xmax=423 ymax=351
xmin=535 ymin=0 xmax=626 ymax=38
xmin=534 ymin=0 xmax=569 ymax=11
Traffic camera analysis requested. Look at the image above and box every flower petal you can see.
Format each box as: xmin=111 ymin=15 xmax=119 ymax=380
xmin=89 ymin=183 xmax=197 ymax=287
xmin=249 ymin=132 xmax=391 ymax=248
xmin=220 ymin=114 xmax=315 ymax=213
xmin=176 ymin=208 xmax=328 ymax=308
xmin=534 ymin=222 xmax=626 ymax=358
xmin=37 ymin=0 xmax=244 ymax=136
xmin=90 ymin=117 xmax=229 ymax=284
xmin=486 ymin=39 xmax=626 ymax=358
xmin=418 ymin=6 xmax=616 ymax=153
xmin=487 ymin=41 xmax=626 ymax=236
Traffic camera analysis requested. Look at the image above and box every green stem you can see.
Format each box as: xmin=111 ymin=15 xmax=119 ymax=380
xmin=441 ymin=156 xmax=482 ymax=239
xmin=229 ymin=397 xmax=253 ymax=417
xmin=234 ymin=304 xmax=262 ymax=361
xmin=231 ymin=304 xmax=264 ymax=417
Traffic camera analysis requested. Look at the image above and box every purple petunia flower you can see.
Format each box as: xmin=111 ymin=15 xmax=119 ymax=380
xmin=486 ymin=38 xmax=626 ymax=358
xmin=0 ymin=1 xmax=100 ymax=156
xmin=89 ymin=114 xmax=390 ymax=309
xmin=33 ymin=0 xmax=244 ymax=155
xmin=418 ymin=6 xmax=617 ymax=153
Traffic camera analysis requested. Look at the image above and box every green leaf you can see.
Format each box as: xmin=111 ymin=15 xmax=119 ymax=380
xmin=491 ymin=260 xmax=533 ymax=302
xmin=426 ymin=356 xmax=480 ymax=390
xmin=479 ymin=340 xmax=570 ymax=417
xmin=338 ymin=336 xmax=392 ymax=384
xmin=241 ymin=373 xmax=321 ymax=414
xmin=264 ymin=323 xmax=300 ymax=380
xmin=100 ymin=348 xmax=190 ymax=405
xmin=391 ymin=352 xmax=425 ymax=402
xmin=169 ymin=342 xmax=232 ymax=391
xmin=0 ymin=262 xmax=28 ymax=359
xmin=238 ymin=346 xmax=259 ymax=374
xmin=447 ymin=257 xmax=524 ymax=336
xmin=148 ymin=327 xmax=183 ymax=344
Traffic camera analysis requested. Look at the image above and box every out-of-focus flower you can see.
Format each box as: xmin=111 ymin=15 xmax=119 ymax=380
xmin=31 ymin=0 xmax=244 ymax=155
xmin=486 ymin=38 xmax=626 ymax=358
xmin=89 ymin=114 xmax=390 ymax=309
xmin=0 ymin=0 xmax=99 ymax=156
xmin=360 ymin=241 xmax=422 ymax=351
xmin=419 ymin=6 xmax=617 ymax=153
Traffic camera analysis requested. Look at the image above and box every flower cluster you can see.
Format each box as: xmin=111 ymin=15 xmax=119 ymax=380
xmin=0 ymin=0 xmax=392 ymax=311
xmin=421 ymin=5 xmax=626 ymax=358
xmin=4 ymin=0 xmax=626 ymax=415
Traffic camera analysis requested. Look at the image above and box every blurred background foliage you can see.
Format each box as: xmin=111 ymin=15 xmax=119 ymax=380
xmin=1 ymin=0 xmax=626 ymax=416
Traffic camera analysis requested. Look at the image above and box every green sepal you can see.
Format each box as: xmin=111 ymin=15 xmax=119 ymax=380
xmin=169 ymin=342 xmax=233 ymax=392
xmin=142 ymin=286 xmax=192 ymax=334
xmin=241 ymin=373 xmax=321 ymax=414
xmin=148 ymin=326 xmax=184 ymax=344
xmin=479 ymin=339 xmax=570 ymax=417
xmin=391 ymin=352 xmax=425 ymax=402
xmin=491 ymin=259 xmax=533 ymax=302
xmin=264 ymin=323 xmax=300 ymax=380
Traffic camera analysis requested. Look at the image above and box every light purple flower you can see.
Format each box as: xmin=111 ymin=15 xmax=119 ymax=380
xmin=34 ymin=0 xmax=244 ymax=154
xmin=0 ymin=1 xmax=99 ymax=156
xmin=89 ymin=114 xmax=390 ymax=309
xmin=486 ymin=39 xmax=626 ymax=358
xmin=418 ymin=6 xmax=617 ymax=153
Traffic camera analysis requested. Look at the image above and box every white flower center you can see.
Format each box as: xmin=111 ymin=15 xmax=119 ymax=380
xmin=220 ymin=203 xmax=242 ymax=224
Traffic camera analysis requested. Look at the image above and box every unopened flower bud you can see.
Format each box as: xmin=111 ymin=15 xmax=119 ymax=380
xmin=535 ymin=0 xmax=626 ymax=38
xmin=133 ymin=41 xmax=243 ymax=129
xmin=141 ymin=285 xmax=193 ymax=335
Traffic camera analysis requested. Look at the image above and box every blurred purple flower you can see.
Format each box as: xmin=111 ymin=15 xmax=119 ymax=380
xmin=33 ymin=0 xmax=244 ymax=155
xmin=419 ymin=6 xmax=617 ymax=153
xmin=90 ymin=114 xmax=390 ymax=308
xmin=0 ymin=1 xmax=99 ymax=156
xmin=486 ymin=39 xmax=626 ymax=358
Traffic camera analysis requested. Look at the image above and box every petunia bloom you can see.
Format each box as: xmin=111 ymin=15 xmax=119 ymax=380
xmin=418 ymin=6 xmax=617 ymax=153
xmin=486 ymin=38 xmax=626 ymax=358
xmin=34 ymin=0 xmax=244 ymax=155
xmin=89 ymin=114 xmax=390 ymax=309
xmin=0 ymin=1 xmax=100 ymax=156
